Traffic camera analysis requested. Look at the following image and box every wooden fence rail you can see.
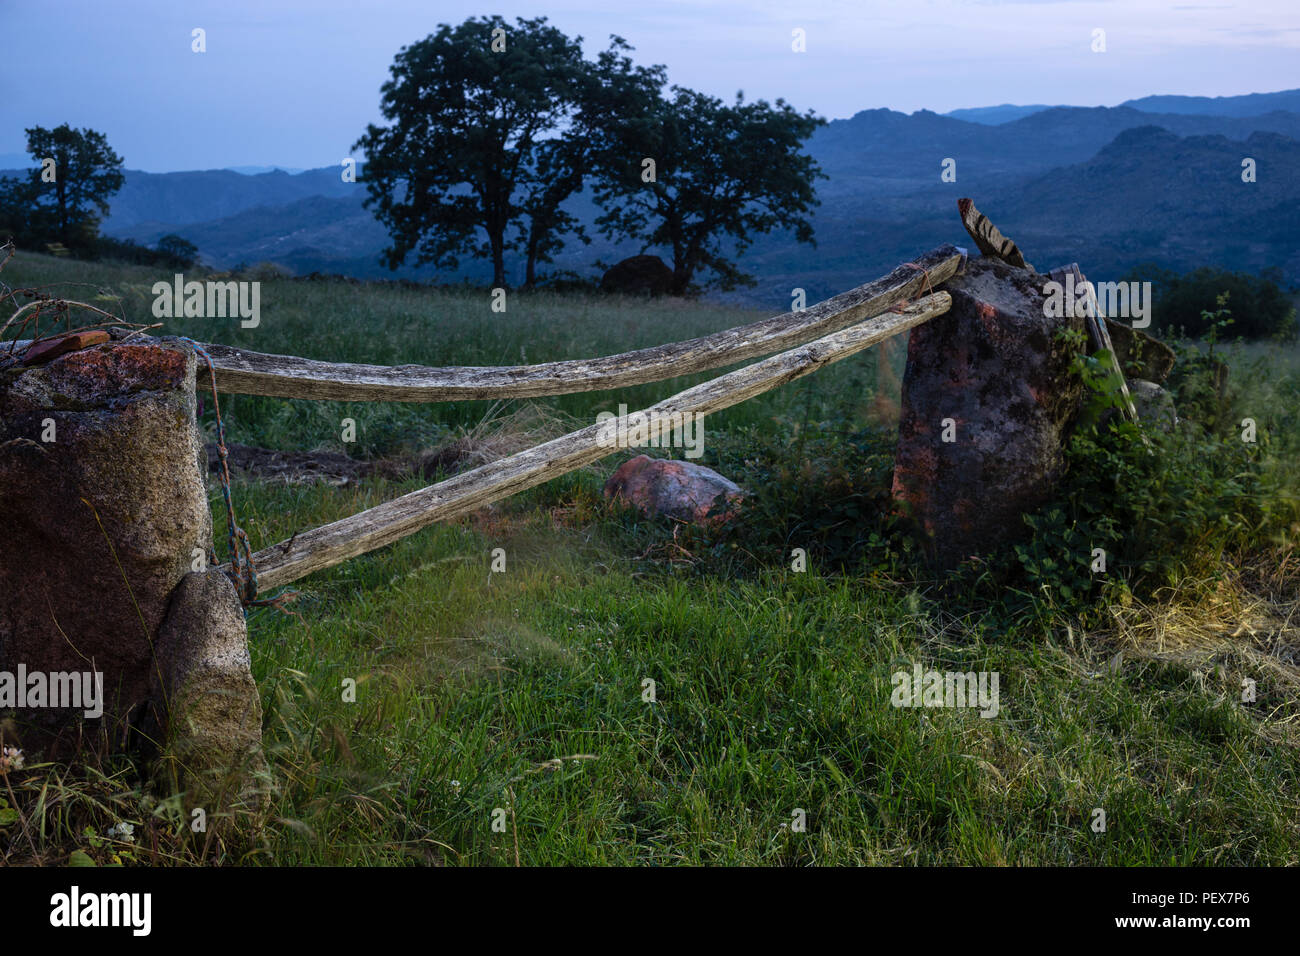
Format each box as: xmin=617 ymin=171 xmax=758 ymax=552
xmin=190 ymin=245 xmax=964 ymax=403
xmin=250 ymin=292 xmax=952 ymax=589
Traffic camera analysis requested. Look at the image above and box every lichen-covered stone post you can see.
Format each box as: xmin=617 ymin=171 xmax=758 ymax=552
xmin=0 ymin=337 xmax=266 ymax=821
xmin=891 ymin=258 xmax=1087 ymax=568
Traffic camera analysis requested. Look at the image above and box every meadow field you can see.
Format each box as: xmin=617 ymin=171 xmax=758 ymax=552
xmin=3 ymin=251 xmax=1298 ymax=866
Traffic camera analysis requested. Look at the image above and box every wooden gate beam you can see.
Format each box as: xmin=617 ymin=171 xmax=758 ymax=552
xmin=185 ymin=245 xmax=964 ymax=402
xmin=249 ymin=292 xmax=951 ymax=590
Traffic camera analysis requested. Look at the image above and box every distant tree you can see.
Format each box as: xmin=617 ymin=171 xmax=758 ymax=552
xmin=156 ymin=233 xmax=199 ymax=268
xmin=1125 ymin=263 xmax=1298 ymax=340
xmin=355 ymin=16 xmax=594 ymax=288
xmin=8 ymin=124 xmax=125 ymax=248
xmin=514 ymin=37 xmax=666 ymax=288
xmin=588 ymin=87 xmax=826 ymax=295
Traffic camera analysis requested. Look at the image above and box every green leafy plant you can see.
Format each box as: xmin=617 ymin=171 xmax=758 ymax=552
xmin=1164 ymin=295 xmax=1235 ymax=434
xmin=1012 ymin=321 xmax=1274 ymax=613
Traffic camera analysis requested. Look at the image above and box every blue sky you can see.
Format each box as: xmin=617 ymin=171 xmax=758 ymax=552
xmin=2 ymin=0 xmax=1297 ymax=172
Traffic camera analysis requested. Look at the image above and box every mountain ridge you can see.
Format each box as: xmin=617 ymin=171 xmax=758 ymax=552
xmin=5 ymin=94 xmax=1297 ymax=301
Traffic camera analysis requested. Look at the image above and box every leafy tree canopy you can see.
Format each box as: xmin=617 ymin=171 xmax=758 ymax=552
xmin=589 ymin=86 xmax=826 ymax=295
xmin=0 ymin=124 xmax=125 ymax=249
xmin=355 ymin=15 xmax=592 ymax=288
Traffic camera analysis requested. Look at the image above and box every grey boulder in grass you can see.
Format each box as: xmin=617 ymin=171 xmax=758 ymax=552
xmin=605 ymin=455 xmax=744 ymax=525
xmin=1103 ymin=318 xmax=1176 ymax=385
xmin=1128 ymin=379 xmax=1178 ymax=430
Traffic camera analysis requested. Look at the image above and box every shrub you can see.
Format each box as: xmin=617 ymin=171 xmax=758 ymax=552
xmin=155 ymin=233 xmax=199 ymax=268
xmin=238 ymin=261 xmax=294 ymax=281
xmin=88 ymin=235 xmax=184 ymax=268
xmin=1011 ymin=319 xmax=1285 ymax=613
xmin=1123 ymin=263 xmax=1298 ymax=341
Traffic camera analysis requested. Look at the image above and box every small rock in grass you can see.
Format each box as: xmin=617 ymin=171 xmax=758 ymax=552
xmin=1129 ymin=379 xmax=1178 ymax=430
xmin=604 ymin=455 xmax=743 ymax=525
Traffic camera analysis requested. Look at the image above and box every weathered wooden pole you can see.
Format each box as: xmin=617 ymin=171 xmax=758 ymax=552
xmin=172 ymin=245 xmax=966 ymax=403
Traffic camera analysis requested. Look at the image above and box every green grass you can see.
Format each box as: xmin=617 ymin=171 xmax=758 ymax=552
xmin=231 ymin=504 xmax=1298 ymax=865
xmin=2 ymin=251 xmax=1298 ymax=866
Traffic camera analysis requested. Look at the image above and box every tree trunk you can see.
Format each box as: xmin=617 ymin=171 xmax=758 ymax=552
xmin=524 ymin=228 xmax=540 ymax=289
xmin=55 ymin=174 xmax=68 ymax=244
xmin=490 ymin=231 xmax=506 ymax=288
xmin=671 ymin=240 xmax=692 ymax=295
